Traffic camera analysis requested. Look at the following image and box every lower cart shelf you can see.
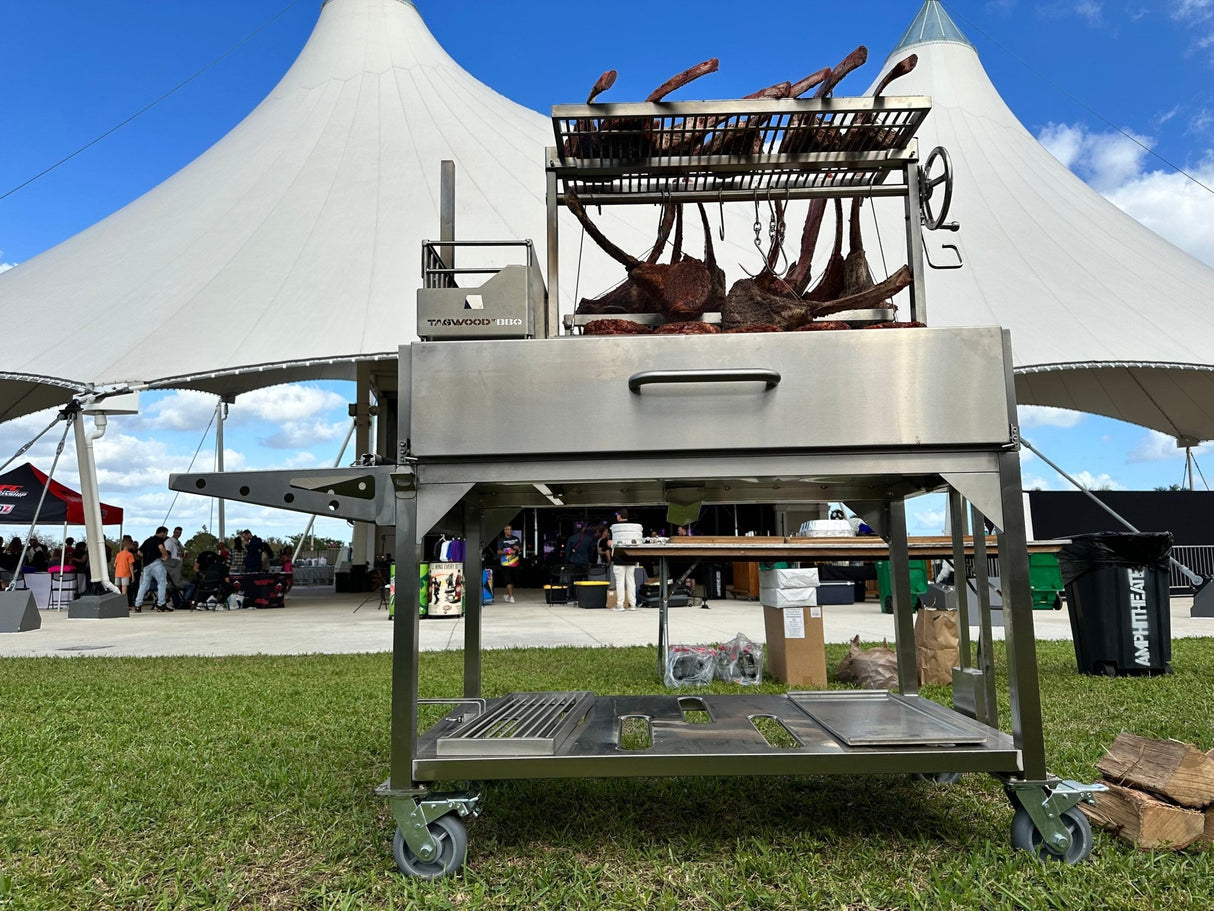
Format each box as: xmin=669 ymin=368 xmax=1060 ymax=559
xmin=412 ymin=690 xmax=1021 ymax=781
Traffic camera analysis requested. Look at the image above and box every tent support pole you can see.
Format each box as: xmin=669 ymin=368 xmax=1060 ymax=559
xmin=5 ymin=410 xmax=75 ymax=591
xmin=74 ymin=407 xmax=119 ymax=593
xmin=352 ymin=364 xmax=374 ymax=569
xmin=216 ymin=397 xmax=229 ymax=544
xmin=1022 ymin=436 xmax=1208 ymax=588
xmin=297 ymin=417 xmax=357 ymax=555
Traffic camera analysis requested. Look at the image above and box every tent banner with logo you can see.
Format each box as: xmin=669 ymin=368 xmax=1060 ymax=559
xmin=0 ymin=462 xmax=123 ymax=525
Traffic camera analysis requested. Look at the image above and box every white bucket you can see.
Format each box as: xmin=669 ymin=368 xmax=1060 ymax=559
xmin=801 ymin=519 xmax=854 ymax=537
xmin=611 ymin=522 xmax=644 ymax=545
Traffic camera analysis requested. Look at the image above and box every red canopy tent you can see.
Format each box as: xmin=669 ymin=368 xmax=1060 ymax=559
xmin=0 ymin=462 xmax=123 ymax=525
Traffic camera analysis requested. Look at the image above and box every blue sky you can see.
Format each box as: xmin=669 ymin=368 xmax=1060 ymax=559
xmin=2 ymin=0 xmax=1214 ymax=543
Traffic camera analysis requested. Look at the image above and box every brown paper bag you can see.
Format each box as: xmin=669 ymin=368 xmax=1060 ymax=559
xmin=606 ymin=589 xmax=617 ymax=609
xmin=835 ymin=636 xmax=898 ymax=690
xmin=914 ymin=608 xmax=959 ymax=685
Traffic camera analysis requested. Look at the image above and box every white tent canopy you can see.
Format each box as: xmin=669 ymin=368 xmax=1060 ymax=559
xmin=3 ymin=0 xmax=1214 ymax=444
xmin=0 ymin=0 xmax=758 ymax=420
xmin=868 ymin=2 xmax=1214 ymax=443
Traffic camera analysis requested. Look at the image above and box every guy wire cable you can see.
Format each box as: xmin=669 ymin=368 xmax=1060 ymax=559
xmin=0 ymin=410 xmax=71 ymax=474
xmin=5 ymin=412 xmax=74 ymax=591
xmin=0 ymin=0 xmax=306 ymax=203
xmin=161 ymin=404 xmax=219 ymax=526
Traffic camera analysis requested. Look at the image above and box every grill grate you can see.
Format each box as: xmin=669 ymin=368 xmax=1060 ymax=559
xmin=550 ymin=97 xmax=930 ymax=203
xmin=436 ymin=691 xmax=595 ymax=757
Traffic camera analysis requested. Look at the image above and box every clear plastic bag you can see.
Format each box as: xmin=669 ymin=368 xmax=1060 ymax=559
xmin=715 ymin=632 xmax=764 ymax=686
xmin=664 ymin=644 xmax=717 ymax=687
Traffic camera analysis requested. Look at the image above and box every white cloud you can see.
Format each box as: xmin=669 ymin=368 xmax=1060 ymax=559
xmin=1022 ymin=472 xmax=1053 ymax=490
xmin=911 ymin=507 xmax=946 ymax=534
xmin=1070 ymin=470 xmax=1126 ymax=490
xmin=1104 ymin=164 xmax=1214 ymax=264
xmin=142 ymin=389 xmax=219 ymax=431
xmin=1037 ymin=122 xmax=1214 ymax=266
xmin=1038 ymin=121 xmax=1153 ymax=193
xmin=0 ymin=262 xmax=14 ymax=273
xmin=237 ymin=384 xmax=348 ymax=423
xmin=1173 ymin=0 xmax=1214 ymax=21
xmin=1128 ymin=430 xmax=1214 ymax=462
xmin=1073 ymin=1 xmax=1103 ymax=26
xmin=1018 ymin=404 xmax=1086 ymax=428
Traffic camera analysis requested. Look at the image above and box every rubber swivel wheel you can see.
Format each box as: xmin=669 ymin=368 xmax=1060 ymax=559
xmin=393 ymin=814 xmax=468 ymax=879
xmin=911 ymin=771 xmax=962 ymax=784
xmin=1011 ymin=806 xmax=1093 ymax=863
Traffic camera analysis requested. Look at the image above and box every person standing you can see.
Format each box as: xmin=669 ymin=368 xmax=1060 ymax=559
xmin=609 ymin=509 xmax=638 ymax=611
xmin=241 ymin=529 xmax=263 ymax=573
xmin=164 ymin=526 xmax=185 ymax=586
xmin=564 ymin=523 xmax=596 ymax=577
xmin=134 ymin=527 xmax=173 ymax=612
xmin=113 ymin=538 xmax=137 ymax=608
xmin=495 ymin=523 xmax=521 ymax=603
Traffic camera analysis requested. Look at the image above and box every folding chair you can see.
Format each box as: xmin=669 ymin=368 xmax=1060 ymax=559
xmin=49 ymin=571 xmax=78 ymax=610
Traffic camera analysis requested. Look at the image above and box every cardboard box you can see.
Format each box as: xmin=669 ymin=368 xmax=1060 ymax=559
xmin=763 ymin=603 xmax=827 ymax=688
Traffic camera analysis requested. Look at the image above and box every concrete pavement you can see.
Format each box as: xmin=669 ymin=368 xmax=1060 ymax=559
xmin=0 ymin=584 xmax=1209 ymax=658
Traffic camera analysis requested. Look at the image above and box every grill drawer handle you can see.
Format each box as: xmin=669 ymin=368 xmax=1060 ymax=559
xmin=628 ymin=368 xmax=781 ymax=393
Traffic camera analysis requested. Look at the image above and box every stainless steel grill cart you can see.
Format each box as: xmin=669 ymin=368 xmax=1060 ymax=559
xmin=170 ymin=95 xmax=1100 ymax=878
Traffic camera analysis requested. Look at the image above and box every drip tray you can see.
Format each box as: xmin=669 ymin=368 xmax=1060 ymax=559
xmin=436 ymin=691 xmax=594 ymax=757
xmin=788 ymin=691 xmax=988 ymax=747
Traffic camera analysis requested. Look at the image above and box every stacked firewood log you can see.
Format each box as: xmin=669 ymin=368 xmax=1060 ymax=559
xmin=1082 ymin=731 xmax=1214 ymax=850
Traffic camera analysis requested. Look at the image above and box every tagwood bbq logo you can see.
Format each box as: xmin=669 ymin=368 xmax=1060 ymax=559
xmin=425 ymin=318 xmax=523 ymax=327
xmin=0 ymin=484 xmax=28 ymax=498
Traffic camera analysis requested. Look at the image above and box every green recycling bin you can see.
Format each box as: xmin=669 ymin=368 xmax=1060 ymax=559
xmin=876 ymin=560 xmax=930 ymax=614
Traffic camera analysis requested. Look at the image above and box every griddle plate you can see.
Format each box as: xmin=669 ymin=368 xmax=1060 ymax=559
xmin=789 ymin=691 xmax=988 ymax=747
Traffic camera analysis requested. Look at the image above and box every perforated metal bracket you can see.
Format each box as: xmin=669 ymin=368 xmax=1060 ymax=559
xmin=168 ymin=465 xmax=411 ymax=525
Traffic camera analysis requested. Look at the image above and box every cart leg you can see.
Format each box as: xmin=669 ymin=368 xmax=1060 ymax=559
xmin=970 ymin=504 xmax=999 ymax=728
xmin=996 ymin=450 xmax=1048 ymax=780
xmin=390 ymin=486 xmax=420 ymax=790
xmin=463 ymin=502 xmax=483 ymax=698
xmin=888 ymin=498 xmax=919 ymax=696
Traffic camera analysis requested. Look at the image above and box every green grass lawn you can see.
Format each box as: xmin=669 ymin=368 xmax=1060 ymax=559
xmin=2 ymin=640 xmax=1214 ymax=910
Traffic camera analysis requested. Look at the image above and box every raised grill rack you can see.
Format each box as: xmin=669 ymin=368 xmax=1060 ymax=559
xmin=435 ymin=691 xmax=595 ymax=757
xmin=550 ymin=96 xmax=931 ymax=204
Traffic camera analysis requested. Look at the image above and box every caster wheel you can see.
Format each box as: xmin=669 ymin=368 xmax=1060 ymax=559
xmin=911 ymin=771 xmax=962 ymax=785
xmin=1097 ymin=662 xmax=1118 ymax=678
xmin=393 ymin=813 xmax=468 ymax=879
xmin=1011 ymin=806 xmax=1093 ymax=863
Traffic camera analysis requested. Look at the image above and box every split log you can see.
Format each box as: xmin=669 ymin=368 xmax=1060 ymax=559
xmin=1081 ymin=782 xmax=1205 ymax=850
xmin=1096 ymin=731 xmax=1214 ymax=808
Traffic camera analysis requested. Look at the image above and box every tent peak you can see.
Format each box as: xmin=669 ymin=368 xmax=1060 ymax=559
xmin=889 ymin=1 xmax=974 ymax=59
xmin=323 ymin=0 xmax=416 ymax=8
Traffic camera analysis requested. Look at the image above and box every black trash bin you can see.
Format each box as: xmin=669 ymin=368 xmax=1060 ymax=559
xmin=1056 ymin=532 xmax=1173 ymax=676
